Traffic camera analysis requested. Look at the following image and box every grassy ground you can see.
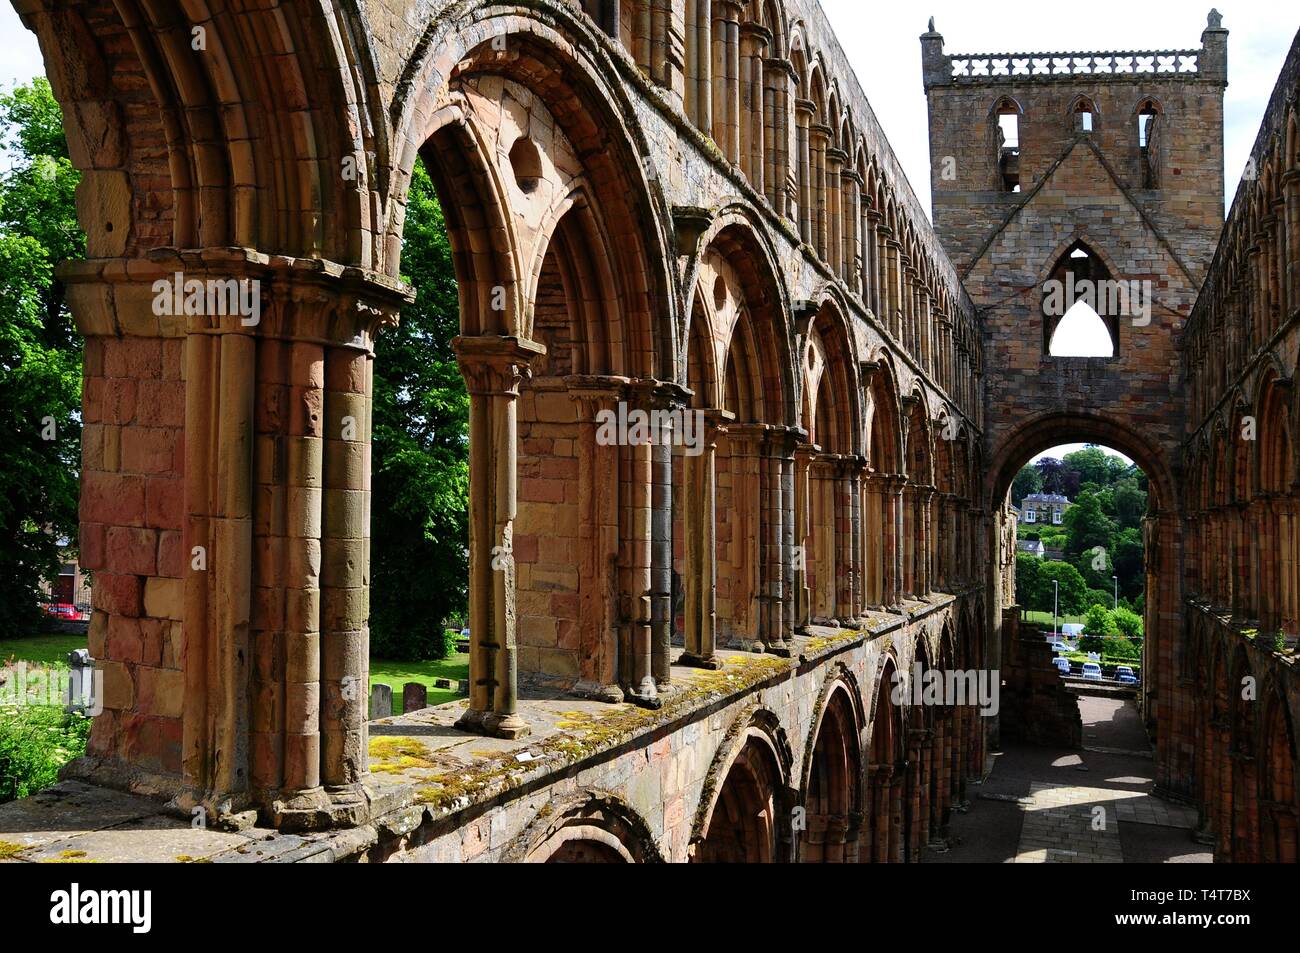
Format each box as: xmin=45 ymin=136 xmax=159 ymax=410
xmin=0 ymin=633 xmax=87 ymax=667
xmin=0 ymin=633 xmax=92 ymax=803
xmin=369 ymin=653 xmax=470 ymax=714
xmin=1021 ymin=610 xmax=1088 ymax=627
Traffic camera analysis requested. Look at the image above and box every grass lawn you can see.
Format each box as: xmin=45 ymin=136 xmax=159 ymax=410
xmin=369 ymin=653 xmax=470 ymax=714
xmin=1022 ymin=610 xmax=1089 ymax=628
xmin=0 ymin=635 xmax=471 ymax=715
xmin=0 ymin=633 xmax=87 ymax=668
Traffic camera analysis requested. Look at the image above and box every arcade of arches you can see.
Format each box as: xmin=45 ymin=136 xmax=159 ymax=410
xmin=4 ymin=0 xmax=1297 ymax=863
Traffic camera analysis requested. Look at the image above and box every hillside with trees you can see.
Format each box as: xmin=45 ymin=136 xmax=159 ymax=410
xmin=1012 ymin=446 xmax=1147 ymax=638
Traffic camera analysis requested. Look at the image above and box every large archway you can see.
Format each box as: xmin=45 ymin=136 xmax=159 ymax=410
xmin=987 ymin=412 xmax=1183 ymax=796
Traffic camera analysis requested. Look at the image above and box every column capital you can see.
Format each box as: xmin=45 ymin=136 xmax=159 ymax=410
xmin=452 ymin=334 xmax=546 ymax=395
xmin=61 ymin=249 xmax=413 ymax=348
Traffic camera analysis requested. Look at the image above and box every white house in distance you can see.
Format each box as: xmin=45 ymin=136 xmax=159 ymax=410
xmin=1020 ymin=493 xmax=1071 ymax=526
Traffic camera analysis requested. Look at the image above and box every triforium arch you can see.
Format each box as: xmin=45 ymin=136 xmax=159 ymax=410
xmin=795 ymin=290 xmax=865 ymax=629
xmin=680 ymin=210 xmax=800 ymax=659
xmin=400 ymin=11 xmax=683 ymax=729
xmin=902 ymin=386 xmax=936 ymax=599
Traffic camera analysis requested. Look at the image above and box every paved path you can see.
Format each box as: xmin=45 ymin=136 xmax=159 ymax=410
xmin=932 ymin=697 xmax=1210 ymax=864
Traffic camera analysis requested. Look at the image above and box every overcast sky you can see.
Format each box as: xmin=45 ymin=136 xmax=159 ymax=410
xmin=2 ymin=2 xmax=1290 ymax=467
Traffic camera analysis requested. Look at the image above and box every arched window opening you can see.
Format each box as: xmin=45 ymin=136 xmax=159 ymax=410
xmin=1042 ymin=241 xmax=1119 ymax=357
xmin=994 ymin=98 xmax=1021 ymax=192
xmin=1071 ymin=97 xmax=1097 ymax=135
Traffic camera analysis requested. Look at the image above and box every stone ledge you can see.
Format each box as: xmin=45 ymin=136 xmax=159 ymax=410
xmin=0 ymin=601 xmax=962 ymax=863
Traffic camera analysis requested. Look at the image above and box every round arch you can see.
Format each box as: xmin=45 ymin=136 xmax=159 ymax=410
xmin=987 ymin=411 xmax=1177 ymax=512
xmin=798 ymin=671 xmax=866 ymax=863
xmin=503 ymin=790 xmax=664 ymax=863
xmin=690 ymin=707 xmax=795 ymax=863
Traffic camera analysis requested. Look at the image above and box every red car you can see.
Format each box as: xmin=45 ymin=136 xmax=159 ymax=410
xmin=43 ymin=603 xmax=86 ymax=621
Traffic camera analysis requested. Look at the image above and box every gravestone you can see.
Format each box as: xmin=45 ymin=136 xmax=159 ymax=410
xmin=403 ymin=682 xmax=428 ymax=713
xmin=369 ymin=683 xmax=393 ymax=720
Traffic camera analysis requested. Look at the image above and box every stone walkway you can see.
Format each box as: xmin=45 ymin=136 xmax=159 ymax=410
xmin=933 ymin=697 xmax=1211 ymax=864
xmin=1010 ymin=780 xmax=1198 ymax=862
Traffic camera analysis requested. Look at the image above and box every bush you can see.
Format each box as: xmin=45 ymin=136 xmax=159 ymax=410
xmin=1085 ymin=603 xmax=1119 ymax=638
xmin=1101 ymin=636 xmax=1140 ymax=660
xmin=0 ymin=705 xmax=89 ymax=803
xmin=1112 ymin=605 xmax=1143 ymax=639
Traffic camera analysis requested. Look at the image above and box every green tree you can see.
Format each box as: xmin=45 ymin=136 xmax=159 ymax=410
xmin=1085 ymin=603 xmax=1119 ymax=637
xmin=1015 ymin=553 xmax=1043 ymax=609
xmin=1113 ymin=478 xmax=1148 ymax=530
xmin=1112 ymin=527 xmax=1145 ymax=599
xmin=1101 ymin=636 xmax=1140 ymax=660
xmin=0 ymin=78 xmax=83 ymax=635
xmin=1039 ymin=560 xmax=1088 ymax=615
xmin=1011 ymin=464 xmax=1043 ymax=507
xmin=368 ymin=158 xmax=469 ymax=659
xmin=1063 ymin=446 xmax=1127 ymax=488
xmin=1111 ymin=605 xmax=1143 ymax=639
xmin=1063 ymin=489 xmax=1116 ymax=559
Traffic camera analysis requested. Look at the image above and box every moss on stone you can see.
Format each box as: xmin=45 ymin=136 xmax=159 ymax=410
xmin=0 ymin=840 xmax=29 ymax=860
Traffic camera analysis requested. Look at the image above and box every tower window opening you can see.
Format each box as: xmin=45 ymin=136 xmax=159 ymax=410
xmin=995 ymin=99 xmax=1022 ymax=192
xmin=1138 ymin=100 xmax=1161 ymax=188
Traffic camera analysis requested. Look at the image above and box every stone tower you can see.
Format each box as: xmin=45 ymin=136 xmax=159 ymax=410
xmin=921 ymin=13 xmax=1230 ymax=776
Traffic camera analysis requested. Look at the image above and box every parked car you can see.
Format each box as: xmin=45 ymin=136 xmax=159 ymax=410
xmin=1115 ymin=665 xmax=1138 ymax=684
xmin=1052 ymin=656 xmax=1072 ymax=676
xmin=1081 ymin=661 xmax=1103 ymax=681
xmin=42 ymin=603 xmax=85 ymax=621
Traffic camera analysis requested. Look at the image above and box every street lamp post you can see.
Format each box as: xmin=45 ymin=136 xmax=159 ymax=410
xmin=1112 ymin=575 xmax=1118 ymax=610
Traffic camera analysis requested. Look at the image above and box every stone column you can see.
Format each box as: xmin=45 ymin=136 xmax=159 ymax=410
xmin=686 ymin=0 xmax=712 ymax=132
xmin=567 ymin=380 xmax=625 ymax=702
xmin=809 ymin=454 xmax=835 ymax=623
xmin=682 ymin=410 xmax=732 ymax=669
xmin=834 ymin=458 xmax=856 ymax=621
xmin=888 ymin=474 xmax=906 ymax=608
xmin=318 ymin=346 xmax=374 ymax=798
xmin=711 ymin=0 xmax=742 ymax=165
xmin=638 ymin=380 xmax=689 ymax=693
xmin=794 ymin=442 xmax=816 ymax=631
xmin=848 ymin=457 xmax=867 ymax=621
xmin=651 ymin=0 xmax=686 ymax=108
xmin=740 ymin=22 xmax=769 ymax=190
xmin=764 ymin=58 xmax=795 ymax=218
xmin=454 ymin=335 xmax=545 ymax=740
xmin=744 ymin=425 xmax=792 ymax=656
xmin=826 ymin=146 xmax=845 ymax=276
xmin=918 ymin=486 xmax=935 ymax=596
xmin=844 ymin=167 xmax=863 ymax=293
xmin=618 ymin=385 xmax=660 ymax=708
xmin=865 ymin=209 xmax=882 ymax=316
xmin=864 ymin=470 xmax=886 ymax=608
xmin=795 ymin=99 xmax=815 ymax=243
xmin=811 ymin=124 xmax=831 ymax=260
